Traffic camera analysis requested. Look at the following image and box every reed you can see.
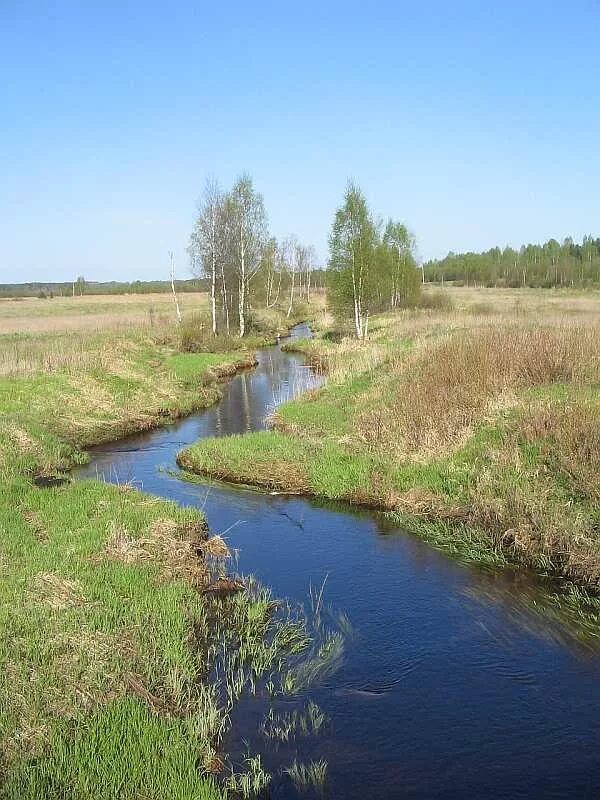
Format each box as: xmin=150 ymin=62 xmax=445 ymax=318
xmin=285 ymin=759 xmax=328 ymax=796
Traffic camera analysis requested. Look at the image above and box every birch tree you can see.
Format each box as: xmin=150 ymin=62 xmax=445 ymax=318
xmin=169 ymin=251 xmax=182 ymax=324
xmin=383 ymin=220 xmax=419 ymax=307
xmin=261 ymin=237 xmax=280 ymax=308
xmin=228 ymin=175 xmax=267 ymax=337
xmin=188 ymin=179 xmax=225 ymax=335
xmin=328 ymin=182 xmax=377 ymax=339
xmin=304 ymin=245 xmax=316 ymax=304
xmin=283 ymin=236 xmax=298 ymax=318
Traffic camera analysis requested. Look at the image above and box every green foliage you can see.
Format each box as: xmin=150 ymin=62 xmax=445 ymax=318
xmin=328 ymin=182 xmax=420 ymax=336
xmin=328 ymin=182 xmax=379 ymax=333
xmin=425 ymin=234 xmax=600 ymax=288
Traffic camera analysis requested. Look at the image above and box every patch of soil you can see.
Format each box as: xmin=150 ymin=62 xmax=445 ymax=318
xmin=33 ymin=474 xmax=70 ymax=488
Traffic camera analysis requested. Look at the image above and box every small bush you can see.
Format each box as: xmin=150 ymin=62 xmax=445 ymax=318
xmin=321 ymin=327 xmax=349 ymax=342
xmin=467 ymin=301 xmax=496 ymax=315
xmin=179 ymin=314 xmax=241 ymax=353
xmin=417 ymin=290 xmax=455 ymax=311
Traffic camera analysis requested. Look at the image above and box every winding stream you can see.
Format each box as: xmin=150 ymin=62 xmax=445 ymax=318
xmin=75 ymin=324 xmax=600 ymax=799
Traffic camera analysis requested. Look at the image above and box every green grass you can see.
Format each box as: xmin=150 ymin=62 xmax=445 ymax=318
xmin=0 ymin=313 xmax=307 ymax=797
xmin=164 ymin=352 xmax=243 ymax=385
xmin=0 ymin=472 xmax=222 ymax=797
xmin=277 ymin=371 xmax=376 ymax=436
xmin=178 ymin=314 xmax=600 ymax=595
xmin=0 ymin=331 xmax=257 ymax=473
xmin=0 ymin=305 xmax=335 ymax=796
xmin=4 ymin=698 xmax=223 ymax=800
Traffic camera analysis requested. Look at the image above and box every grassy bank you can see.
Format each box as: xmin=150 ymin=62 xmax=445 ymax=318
xmin=0 ymin=305 xmax=316 ymax=798
xmin=179 ymin=288 xmax=600 ymax=591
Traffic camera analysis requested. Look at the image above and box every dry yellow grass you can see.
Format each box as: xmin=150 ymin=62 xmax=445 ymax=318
xmin=100 ymin=518 xmax=211 ymax=589
xmin=0 ymin=292 xmax=208 ymax=335
xmin=358 ymin=324 xmax=600 ymax=459
xmin=0 ymin=293 xmax=209 ymax=378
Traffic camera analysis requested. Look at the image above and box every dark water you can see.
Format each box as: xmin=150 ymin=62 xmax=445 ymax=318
xmin=75 ymin=324 xmax=600 ymax=799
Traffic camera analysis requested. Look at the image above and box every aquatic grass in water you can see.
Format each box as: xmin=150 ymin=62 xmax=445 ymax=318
xmin=225 ymin=754 xmax=271 ymax=799
xmin=285 ymin=759 xmax=328 ymax=797
xmin=200 ymin=574 xmax=346 ymax=705
xmin=261 ymin=701 xmax=328 ymax=743
xmin=282 ymin=631 xmax=345 ymax=695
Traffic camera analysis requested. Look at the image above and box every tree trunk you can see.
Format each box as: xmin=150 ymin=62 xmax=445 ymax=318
xmin=353 ymin=295 xmax=362 ymax=339
xmin=170 ymin=252 xmax=182 ymax=324
xmin=351 ymin=258 xmax=362 ymax=338
xmin=211 ymin=267 xmax=217 ymax=335
xmin=239 ymin=227 xmax=246 ymax=337
xmin=266 ymin=270 xmax=272 ymax=308
xmin=287 ymin=267 xmax=295 ymax=318
xmin=221 ymin=263 xmax=230 ymax=335
xmin=274 ymin=268 xmax=282 ymax=306
xmin=210 ymin=215 xmax=217 ymax=335
xmin=238 ymin=277 xmax=245 ymax=337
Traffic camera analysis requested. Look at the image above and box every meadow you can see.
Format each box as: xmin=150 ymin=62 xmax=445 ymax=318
xmin=6 ymin=284 xmax=600 ymax=796
xmin=0 ymin=292 xmax=208 ymax=334
xmin=0 ymin=294 xmax=318 ymax=798
xmin=180 ymin=285 xmax=600 ymax=589
xmin=0 ymin=292 xmax=210 ymax=378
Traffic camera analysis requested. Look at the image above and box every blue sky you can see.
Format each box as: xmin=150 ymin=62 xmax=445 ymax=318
xmin=2 ymin=1 xmax=599 ymax=282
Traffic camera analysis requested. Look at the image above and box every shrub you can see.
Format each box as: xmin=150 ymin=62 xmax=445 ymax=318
xmin=417 ymin=290 xmax=455 ymax=311
xmin=179 ymin=314 xmax=241 ymax=353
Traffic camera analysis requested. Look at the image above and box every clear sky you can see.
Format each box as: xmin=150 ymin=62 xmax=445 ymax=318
xmin=2 ymin=1 xmax=600 ymax=282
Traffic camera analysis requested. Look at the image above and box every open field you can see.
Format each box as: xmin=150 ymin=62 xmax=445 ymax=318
xmin=179 ymin=286 xmax=600 ymax=590
xmin=0 ymin=292 xmax=208 ymax=335
xmin=424 ymin=283 xmax=600 ymax=318
xmin=6 ymin=284 xmax=600 ymax=795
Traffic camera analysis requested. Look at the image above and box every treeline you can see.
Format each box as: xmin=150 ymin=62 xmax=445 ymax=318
xmin=188 ymin=175 xmax=320 ymax=337
xmin=328 ymin=182 xmax=420 ymax=338
xmin=0 ymin=278 xmax=206 ymax=299
xmin=424 ymin=236 xmax=600 ymax=288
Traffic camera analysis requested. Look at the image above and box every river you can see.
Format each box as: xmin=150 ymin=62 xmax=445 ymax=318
xmin=74 ymin=323 xmax=600 ymax=799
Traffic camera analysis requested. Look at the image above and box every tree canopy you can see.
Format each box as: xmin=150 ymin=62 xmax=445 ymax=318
xmin=328 ymin=182 xmax=420 ymax=337
xmin=424 ymin=236 xmax=600 ymax=288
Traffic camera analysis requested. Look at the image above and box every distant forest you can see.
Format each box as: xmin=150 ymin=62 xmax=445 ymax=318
xmin=424 ymin=236 xmax=600 ymax=288
xmin=0 ymin=272 xmax=327 ymax=299
xmin=0 ymin=278 xmax=205 ymax=299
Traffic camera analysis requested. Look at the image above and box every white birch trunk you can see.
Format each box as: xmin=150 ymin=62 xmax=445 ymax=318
xmin=287 ymin=266 xmax=295 ymax=318
xmin=352 ymin=257 xmax=362 ymax=339
xmin=266 ymin=270 xmax=272 ymax=308
xmin=210 ymin=213 xmax=217 ymax=335
xmin=272 ymin=268 xmax=282 ymax=306
xmin=222 ymin=265 xmax=230 ymax=335
xmin=239 ymin=225 xmax=246 ymax=337
xmin=169 ymin=252 xmax=182 ymax=324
